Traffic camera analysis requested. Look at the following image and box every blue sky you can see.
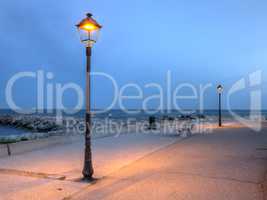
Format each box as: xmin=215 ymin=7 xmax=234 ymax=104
xmin=0 ymin=0 xmax=267 ymax=110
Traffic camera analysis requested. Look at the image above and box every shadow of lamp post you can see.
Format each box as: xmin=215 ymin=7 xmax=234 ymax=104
xmin=217 ymin=84 xmax=223 ymax=127
xmin=76 ymin=13 xmax=102 ymax=181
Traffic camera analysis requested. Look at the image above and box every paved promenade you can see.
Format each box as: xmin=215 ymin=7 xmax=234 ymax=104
xmin=0 ymin=124 xmax=267 ymax=200
xmin=0 ymin=133 xmax=179 ymax=200
xmin=72 ymin=125 xmax=267 ymax=200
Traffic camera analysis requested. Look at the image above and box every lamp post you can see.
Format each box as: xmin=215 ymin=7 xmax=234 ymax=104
xmin=76 ymin=13 xmax=102 ymax=181
xmin=217 ymin=85 xmax=223 ymax=127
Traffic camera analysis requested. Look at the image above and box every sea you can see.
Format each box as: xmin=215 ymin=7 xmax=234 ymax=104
xmin=0 ymin=109 xmax=266 ymax=136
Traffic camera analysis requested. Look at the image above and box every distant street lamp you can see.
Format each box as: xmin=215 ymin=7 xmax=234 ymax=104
xmin=76 ymin=13 xmax=102 ymax=181
xmin=217 ymin=85 xmax=223 ymax=127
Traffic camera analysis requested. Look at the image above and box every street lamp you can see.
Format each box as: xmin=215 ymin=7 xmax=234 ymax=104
xmin=217 ymin=85 xmax=223 ymax=127
xmin=76 ymin=13 xmax=102 ymax=181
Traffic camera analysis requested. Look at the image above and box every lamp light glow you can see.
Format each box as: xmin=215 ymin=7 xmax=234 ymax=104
xmin=80 ymin=24 xmax=98 ymax=31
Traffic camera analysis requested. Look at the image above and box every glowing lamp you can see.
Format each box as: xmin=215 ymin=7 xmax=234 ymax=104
xmin=76 ymin=13 xmax=102 ymax=46
xmin=217 ymin=85 xmax=223 ymax=94
xmin=76 ymin=12 xmax=102 ymax=181
xmin=217 ymin=84 xmax=223 ymax=127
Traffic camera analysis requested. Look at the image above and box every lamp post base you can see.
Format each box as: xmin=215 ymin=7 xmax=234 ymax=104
xmin=81 ymin=176 xmax=96 ymax=183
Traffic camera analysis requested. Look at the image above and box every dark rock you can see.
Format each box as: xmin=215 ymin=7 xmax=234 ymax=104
xmin=0 ymin=115 xmax=62 ymax=133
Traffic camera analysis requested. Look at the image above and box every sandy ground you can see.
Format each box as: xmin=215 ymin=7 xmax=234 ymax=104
xmin=0 ymin=124 xmax=267 ymax=200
